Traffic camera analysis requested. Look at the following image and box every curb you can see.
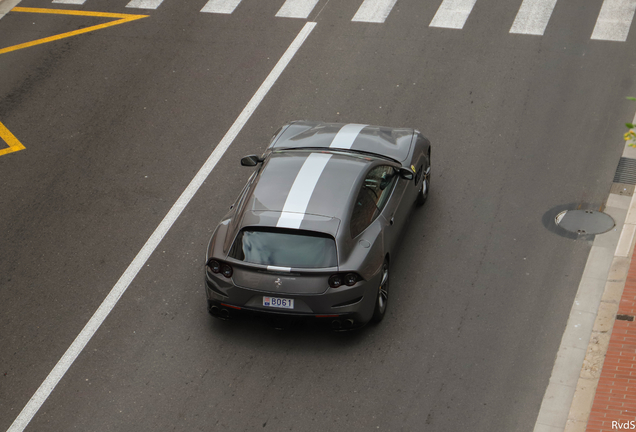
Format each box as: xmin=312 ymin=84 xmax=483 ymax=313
xmin=564 ymin=192 xmax=636 ymax=431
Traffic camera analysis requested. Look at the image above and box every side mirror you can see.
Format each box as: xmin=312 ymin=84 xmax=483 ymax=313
xmin=399 ymin=167 xmax=414 ymax=180
xmin=240 ymin=155 xmax=262 ymax=166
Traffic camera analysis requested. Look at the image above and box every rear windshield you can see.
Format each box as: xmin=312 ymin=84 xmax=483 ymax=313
xmin=229 ymin=228 xmax=337 ymax=268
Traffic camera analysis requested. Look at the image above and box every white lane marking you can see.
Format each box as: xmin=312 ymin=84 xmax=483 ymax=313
xmin=352 ymin=0 xmax=399 ymax=23
xmin=277 ymin=153 xmax=332 ymax=229
xmin=51 ymin=0 xmax=86 ymax=4
xmin=591 ymin=0 xmax=636 ymax=41
xmin=126 ymin=0 xmax=164 ymax=9
xmin=201 ymin=0 xmax=242 ymax=14
xmin=429 ymin=0 xmax=478 ymax=29
xmin=329 ymin=124 xmax=367 ymax=150
xmin=276 ymin=0 xmax=320 ymax=18
xmin=509 ymin=0 xmax=558 ymax=35
xmin=6 ymin=21 xmax=317 ymax=432
xmin=267 ymin=265 xmax=292 ymax=272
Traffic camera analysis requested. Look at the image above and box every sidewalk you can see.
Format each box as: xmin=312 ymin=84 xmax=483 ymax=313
xmin=585 ymin=251 xmax=636 ymax=431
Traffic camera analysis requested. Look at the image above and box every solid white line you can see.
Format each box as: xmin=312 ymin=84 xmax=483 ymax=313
xmin=429 ymin=0 xmax=478 ymax=29
xmin=51 ymin=0 xmax=86 ymax=4
xmin=126 ymin=0 xmax=164 ymax=9
xmin=6 ymin=21 xmax=317 ymax=432
xmin=591 ymin=0 xmax=636 ymax=41
xmin=352 ymin=0 xmax=399 ymax=23
xmin=509 ymin=0 xmax=558 ymax=35
xmin=277 ymin=153 xmax=332 ymax=229
xmin=330 ymin=124 xmax=367 ymax=150
xmin=201 ymin=0 xmax=242 ymax=14
xmin=276 ymin=0 xmax=320 ymax=18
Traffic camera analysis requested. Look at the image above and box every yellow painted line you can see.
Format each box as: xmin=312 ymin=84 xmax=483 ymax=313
xmin=0 ymin=7 xmax=148 ymax=55
xmin=0 ymin=121 xmax=26 ymax=157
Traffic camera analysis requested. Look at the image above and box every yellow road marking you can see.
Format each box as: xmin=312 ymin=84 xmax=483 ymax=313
xmin=0 ymin=7 xmax=148 ymax=55
xmin=0 ymin=121 xmax=26 ymax=156
xmin=0 ymin=8 xmax=148 ymax=157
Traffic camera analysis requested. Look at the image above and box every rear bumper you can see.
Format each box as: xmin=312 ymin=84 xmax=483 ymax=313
xmin=204 ymin=270 xmax=381 ymax=326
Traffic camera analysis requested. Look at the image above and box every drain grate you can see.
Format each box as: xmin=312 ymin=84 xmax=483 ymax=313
xmin=613 ymin=157 xmax=636 ymax=184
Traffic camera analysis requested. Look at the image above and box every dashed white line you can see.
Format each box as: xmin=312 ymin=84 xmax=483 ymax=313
xmin=200 ymin=0 xmax=242 ymax=14
xmin=510 ymin=0 xmax=558 ymax=35
xmin=276 ymin=0 xmax=320 ymax=19
xmin=352 ymin=0 xmax=399 ymax=23
xmin=51 ymin=0 xmax=86 ymax=4
xmin=429 ymin=0 xmax=478 ymax=29
xmin=591 ymin=0 xmax=636 ymax=41
xmin=6 ymin=21 xmax=317 ymax=432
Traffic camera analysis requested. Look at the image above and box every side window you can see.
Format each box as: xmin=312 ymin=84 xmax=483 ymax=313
xmin=350 ymin=165 xmax=397 ymax=238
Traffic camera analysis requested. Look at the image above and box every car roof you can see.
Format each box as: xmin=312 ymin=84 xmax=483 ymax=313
xmin=270 ymin=121 xmax=415 ymax=163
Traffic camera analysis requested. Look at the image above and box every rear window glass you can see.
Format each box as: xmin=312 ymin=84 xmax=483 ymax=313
xmin=229 ymin=228 xmax=337 ymax=268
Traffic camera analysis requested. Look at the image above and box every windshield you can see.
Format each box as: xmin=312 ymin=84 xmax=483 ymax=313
xmin=229 ymin=228 xmax=337 ymax=268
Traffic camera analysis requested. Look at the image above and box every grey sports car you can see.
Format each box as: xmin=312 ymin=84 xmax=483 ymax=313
xmin=205 ymin=121 xmax=431 ymax=329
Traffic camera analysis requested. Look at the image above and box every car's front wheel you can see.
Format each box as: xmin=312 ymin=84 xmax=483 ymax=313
xmin=416 ymin=165 xmax=430 ymax=206
xmin=371 ymin=260 xmax=389 ymax=323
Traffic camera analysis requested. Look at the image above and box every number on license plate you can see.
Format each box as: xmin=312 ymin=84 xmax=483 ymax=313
xmin=263 ymin=296 xmax=294 ymax=309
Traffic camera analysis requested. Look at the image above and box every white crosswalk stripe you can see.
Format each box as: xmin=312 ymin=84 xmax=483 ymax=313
xmin=44 ymin=0 xmax=636 ymax=42
xmin=126 ymin=0 xmax=164 ymax=9
xmin=509 ymin=0 xmax=558 ymax=35
xmin=429 ymin=0 xmax=478 ymax=29
xmin=352 ymin=0 xmax=399 ymax=23
xmin=276 ymin=0 xmax=320 ymax=19
xmin=592 ymin=0 xmax=636 ymax=41
xmin=201 ymin=0 xmax=242 ymax=14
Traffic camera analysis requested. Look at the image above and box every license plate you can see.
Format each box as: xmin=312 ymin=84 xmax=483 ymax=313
xmin=263 ymin=296 xmax=294 ymax=309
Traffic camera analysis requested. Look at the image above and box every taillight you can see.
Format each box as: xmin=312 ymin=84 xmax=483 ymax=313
xmin=344 ymin=273 xmax=358 ymax=286
xmin=221 ymin=263 xmax=233 ymax=278
xmin=329 ymin=274 xmax=343 ymax=288
xmin=329 ymin=273 xmax=360 ymax=288
xmin=208 ymin=260 xmax=221 ymax=273
xmin=207 ymin=259 xmax=232 ymax=278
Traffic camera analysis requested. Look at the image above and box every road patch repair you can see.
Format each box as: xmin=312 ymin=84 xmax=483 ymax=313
xmin=534 ymin=116 xmax=636 ymax=431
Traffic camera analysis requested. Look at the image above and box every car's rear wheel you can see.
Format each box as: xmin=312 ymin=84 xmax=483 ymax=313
xmin=371 ymin=260 xmax=389 ymax=323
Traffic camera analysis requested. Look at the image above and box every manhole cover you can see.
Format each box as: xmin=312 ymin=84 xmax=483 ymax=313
xmin=555 ymin=210 xmax=615 ymax=235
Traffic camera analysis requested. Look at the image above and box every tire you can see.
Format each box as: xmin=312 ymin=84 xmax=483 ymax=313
xmin=416 ymin=164 xmax=430 ymax=206
xmin=371 ymin=260 xmax=390 ymax=323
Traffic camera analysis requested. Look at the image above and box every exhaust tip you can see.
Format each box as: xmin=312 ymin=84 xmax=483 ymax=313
xmin=209 ymin=305 xmax=220 ymax=316
xmin=331 ymin=320 xmax=342 ymax=330
xmin=220 ymin=309 xmax=230 ymax=319
xmin=344 ymin=319 xmax=354 ymax=328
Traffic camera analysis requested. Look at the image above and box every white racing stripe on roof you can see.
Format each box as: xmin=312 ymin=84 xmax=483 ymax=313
xmin=277 ymin=153 xmax=332 ymax=229
xmin=329 ymin=124 xmax=368 ymax=150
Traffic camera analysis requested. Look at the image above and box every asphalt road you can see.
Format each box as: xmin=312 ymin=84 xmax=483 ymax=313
xmin=1 ymin=0 xmax=636 ymax=430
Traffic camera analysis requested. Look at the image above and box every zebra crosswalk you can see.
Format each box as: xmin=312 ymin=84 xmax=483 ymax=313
xmin=47 ymin=0 xmax=636 ymax=42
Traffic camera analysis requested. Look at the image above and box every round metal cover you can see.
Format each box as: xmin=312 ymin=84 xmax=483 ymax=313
xmin=555 ymin=210 xmax=615 ymax=235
